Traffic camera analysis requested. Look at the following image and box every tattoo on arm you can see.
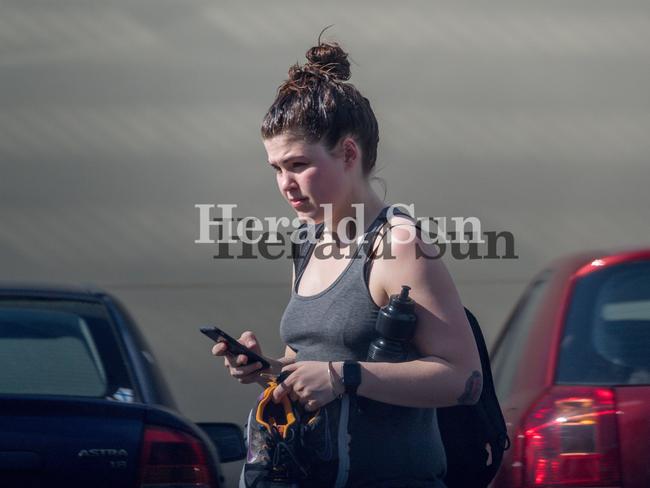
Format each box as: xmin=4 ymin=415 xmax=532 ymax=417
xmin=457 ymin=370 xmax=483 ymax=405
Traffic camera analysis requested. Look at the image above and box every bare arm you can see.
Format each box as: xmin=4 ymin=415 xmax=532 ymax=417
xmin=331 ymin=221 xmax=482 ymax=408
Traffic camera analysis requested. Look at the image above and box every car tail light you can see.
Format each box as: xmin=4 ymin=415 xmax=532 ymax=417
xmin=518 ymin=386 xmax=620 ymax=487
xmin=138 ymin=425 xmax=218 ymax=488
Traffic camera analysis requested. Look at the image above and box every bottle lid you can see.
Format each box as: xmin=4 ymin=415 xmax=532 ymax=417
xmin=376 ymin=284 xmax=417 ymax=340
xmin=398 ymin=285 xmax=411 ymax=302
xmin=388 ymin=285 xmax=415 ymax=313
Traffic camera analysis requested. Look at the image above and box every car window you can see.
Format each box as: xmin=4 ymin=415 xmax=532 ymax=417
xmin=0 ymin=298 xmax=137 ymax=401
xmin=492 ymin=272 xmax=551 ymax=401
xmin=557 ymin=261 xmax=650 ymax=386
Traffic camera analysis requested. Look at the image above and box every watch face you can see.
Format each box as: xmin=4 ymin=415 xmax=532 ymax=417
xmin=343 ymin=361 xmax=361 ymax=393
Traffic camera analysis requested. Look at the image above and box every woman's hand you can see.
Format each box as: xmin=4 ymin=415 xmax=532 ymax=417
xmin=211 ymin=331 xmax=266 ymax=384
xmin=272 ymin=361 xmax=337 ymax=411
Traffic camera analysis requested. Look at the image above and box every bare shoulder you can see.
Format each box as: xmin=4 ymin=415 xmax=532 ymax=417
xmin=370 ymin=213 xmax=454 ymax=298
xmin=371 ymin=214 xmax=441 ymax=265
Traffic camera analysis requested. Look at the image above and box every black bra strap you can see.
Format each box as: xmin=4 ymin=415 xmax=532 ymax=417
xmin=361 ymin=207 xmax=425 ymax=284
xmin=290 ymin=223 xmax=320 ymax=288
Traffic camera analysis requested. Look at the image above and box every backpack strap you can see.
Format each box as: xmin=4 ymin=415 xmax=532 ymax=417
xmin=361 ymin=206 xmax=423 ymax=283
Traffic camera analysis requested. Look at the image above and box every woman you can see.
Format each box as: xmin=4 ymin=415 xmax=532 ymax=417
xmin=213 ymin=38 xmax=482 ymax=488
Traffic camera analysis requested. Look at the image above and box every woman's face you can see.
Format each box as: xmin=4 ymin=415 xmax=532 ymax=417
xmin=263 ymin=133 xmax=353 ymax=222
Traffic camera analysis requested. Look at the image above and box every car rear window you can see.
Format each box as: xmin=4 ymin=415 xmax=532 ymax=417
xmin=557 ymin=260 xmax=650 ymax=386
xmin=0 ymin=298 xmax=137 ymax=401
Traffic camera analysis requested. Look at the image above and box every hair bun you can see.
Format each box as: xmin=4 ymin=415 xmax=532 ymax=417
xmin=304 ymin=42 xmax=351 ymax=82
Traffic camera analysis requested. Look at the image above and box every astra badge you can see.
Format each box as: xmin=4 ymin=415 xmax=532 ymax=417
xmin=78 ymin=449 xmax=129 ymax=458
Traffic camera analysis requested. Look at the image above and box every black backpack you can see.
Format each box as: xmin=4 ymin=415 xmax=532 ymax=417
xmin=290 ymin=214 xmax=509 ymax=488
xmin=438 ymin=307 xmax=510 ymax=488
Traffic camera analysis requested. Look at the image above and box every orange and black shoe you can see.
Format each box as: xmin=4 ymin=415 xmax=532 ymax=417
xmin=242 ymin=378 xmax=308 ymax=488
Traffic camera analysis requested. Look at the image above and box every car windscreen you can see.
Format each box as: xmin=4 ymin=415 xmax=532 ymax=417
xmin=0 ymin=298 xmax=137 ymax=401
xmin=557 ymin=260 xmax=650 ymax=386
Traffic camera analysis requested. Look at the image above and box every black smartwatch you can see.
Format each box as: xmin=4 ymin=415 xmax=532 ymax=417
xmin=342 ymin=361 xmax=362 ymax=395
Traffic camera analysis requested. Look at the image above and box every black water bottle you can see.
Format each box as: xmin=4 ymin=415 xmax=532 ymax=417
xmin=367 ymin=285 xmax=417 ymax=362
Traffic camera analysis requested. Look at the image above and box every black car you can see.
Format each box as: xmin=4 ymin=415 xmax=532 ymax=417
xmin=0 ymin=283 xmax=245 ymax=487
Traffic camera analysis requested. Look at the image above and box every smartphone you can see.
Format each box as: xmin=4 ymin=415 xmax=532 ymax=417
xmin=200 ymin=326 xmax=271 ymax=371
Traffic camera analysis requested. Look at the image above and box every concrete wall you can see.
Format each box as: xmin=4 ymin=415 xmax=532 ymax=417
xmin=2 ymin=1 xmax=649 ymax=485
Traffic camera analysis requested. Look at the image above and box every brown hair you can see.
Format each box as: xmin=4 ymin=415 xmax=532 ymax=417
xmin=261 ymin=34 xmax=380 ymax=178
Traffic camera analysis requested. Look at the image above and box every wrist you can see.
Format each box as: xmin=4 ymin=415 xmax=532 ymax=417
xmin=328 ymin=361 xmax=345 ymax=398
xmin=268 ymin=356 xmax=294 ymax=376
xmin=341 ymin=360 xmax=362 ymax=396
xmin=279 ymin=355 xmax=296 ymax=365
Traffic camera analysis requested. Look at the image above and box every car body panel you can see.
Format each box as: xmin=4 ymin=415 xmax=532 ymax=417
xmin=491 ymin=248 xmax=650 ymax=487
xmin=615 ymin=386 xmax=650 ymax=488
xmin=0 ymin=283 xmax=237 ymax=487
xmin=0 ymin=396 xmax=144 ymax=486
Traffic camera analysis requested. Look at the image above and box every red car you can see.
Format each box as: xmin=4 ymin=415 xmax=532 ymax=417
xmin=490 ymin=248 xmax=650 ymax=488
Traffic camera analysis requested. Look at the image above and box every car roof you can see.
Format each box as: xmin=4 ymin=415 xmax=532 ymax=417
xmin=545 ymin=246 xmax=650 ymax=277
xmin=0 ymin=282 xmax=110 ymax=301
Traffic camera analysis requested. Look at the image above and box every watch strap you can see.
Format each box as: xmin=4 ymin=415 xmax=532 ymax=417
xmin=342 ymin=360 xmax=361 ymax=395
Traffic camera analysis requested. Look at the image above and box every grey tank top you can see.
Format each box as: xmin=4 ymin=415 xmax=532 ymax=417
xmin=280 ymin=205 xmax=447 ymax=488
